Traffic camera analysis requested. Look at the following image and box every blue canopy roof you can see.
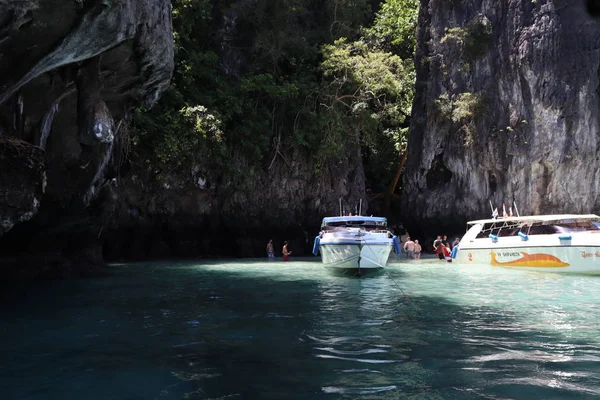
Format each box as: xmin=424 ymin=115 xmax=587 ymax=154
xmin=322 ymin=216 xmax=387 ymax=224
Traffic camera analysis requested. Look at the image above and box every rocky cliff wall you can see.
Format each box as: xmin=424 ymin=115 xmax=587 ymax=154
xmin=402 ymin=0 xmax=600 ymax=238
xmin=0 ymin=0 xmax=173 ymax=278
xmin=99 ymin=136 xmax=368 ymax=261
xmin=0 ymin=0 xmax=370 ymax=278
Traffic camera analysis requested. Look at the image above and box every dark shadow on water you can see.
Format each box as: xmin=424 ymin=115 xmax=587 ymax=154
xmin=324 ymin=267 xmax=386 ymax=279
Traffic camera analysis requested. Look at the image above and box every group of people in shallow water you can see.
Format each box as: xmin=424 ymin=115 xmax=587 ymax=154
xmin=266 ymin=239 xmax=292 ymax=261
xmin=403 ymin=235 xmax=460 ymax=262
xmin=267 ymin=235 xmax=460 ymax=262
xmin=401 ymin=237 xmax=422 ymax=259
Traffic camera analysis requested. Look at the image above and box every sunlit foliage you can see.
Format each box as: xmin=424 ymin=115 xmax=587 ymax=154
xmin=129 ymin=0 xmax=420 ymax=198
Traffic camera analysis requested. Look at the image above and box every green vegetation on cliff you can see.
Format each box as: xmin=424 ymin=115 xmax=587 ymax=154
xmin=131 ymin=0 xmax=419 ymax=209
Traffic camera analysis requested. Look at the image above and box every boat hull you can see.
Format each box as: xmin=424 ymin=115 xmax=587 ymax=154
xmin=455 ymin=244 xmax=600 ymax=274
xmin=320 ymin=243 xmax=393 ymax=270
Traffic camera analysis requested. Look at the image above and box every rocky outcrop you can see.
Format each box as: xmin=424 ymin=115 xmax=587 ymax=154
xmin=0 ymin=0 xmax=372 ymax=275
xmin=402 ymin=0 xmax=600 ymax=237
xmin=0 ymin=137 xmax=45 ymax=235
xmin=100 ymin=137 xmax=368 ymax=260
xmin=0 ymin=0 xmax=173 ymax=278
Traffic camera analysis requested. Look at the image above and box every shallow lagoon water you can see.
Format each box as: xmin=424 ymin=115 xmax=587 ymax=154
xmin=2 ymin=255 xmax=600 ymax=399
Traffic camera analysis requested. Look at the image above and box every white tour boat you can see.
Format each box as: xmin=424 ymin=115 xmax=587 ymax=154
xmin=453 ymin=213 xmax=600 ymax=274
xmin=312 ymin=215 xmax=401 ymax=272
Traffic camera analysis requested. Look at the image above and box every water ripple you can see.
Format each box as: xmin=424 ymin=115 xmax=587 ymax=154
xmin=314 ymin=354 xmax=404 ymax=364
xmin=314 ymin=346 xmax=388 ymax=355
xmin=321 ymin=385 xmax=397 ymax=394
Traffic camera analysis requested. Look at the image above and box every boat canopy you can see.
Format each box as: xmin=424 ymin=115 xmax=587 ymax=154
xmin=321 ymin=216 xmax=387 ymax=227
xmin=467 ymin=214 xmax=600 ymax=226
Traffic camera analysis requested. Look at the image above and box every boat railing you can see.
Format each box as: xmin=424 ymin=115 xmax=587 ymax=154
xmin=475 ymin=220 xmax=523 ymax=238
xmin=475 ymin=219 xmax=600 ymax=239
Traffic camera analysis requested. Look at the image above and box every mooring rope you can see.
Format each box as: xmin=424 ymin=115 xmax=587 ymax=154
xmin=383 ymin=266 xmax=419 ymax=315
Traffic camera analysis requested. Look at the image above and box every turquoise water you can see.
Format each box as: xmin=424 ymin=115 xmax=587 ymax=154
xmin=2 ymin=256 xmax=600 ymax=399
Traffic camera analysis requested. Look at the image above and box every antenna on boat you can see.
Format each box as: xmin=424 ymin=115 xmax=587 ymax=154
xmin=489 ymin=200 xmax=494 ymax=214
xmin=339 ymin=198 xmax=342 ymax=217
xmin=513 ymin=201 xmax=520 ymax=217
xmin=359 ymin=199 xmax=362 ymax=216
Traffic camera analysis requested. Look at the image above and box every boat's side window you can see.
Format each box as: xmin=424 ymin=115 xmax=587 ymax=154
xmin=490 ymin=226 xmax=502 ymax=236
xmin=498 ymin=227 xmax=519 ymax=237
xmin=527 ymin=224 xmax=557 ymax=235
xmin=519 ymin=225 xmax=530 ymax=235
xmin=476 ymin=223 xmax=495 ymax=238
xmin=554 ymin=222 xmax=600 ymax=232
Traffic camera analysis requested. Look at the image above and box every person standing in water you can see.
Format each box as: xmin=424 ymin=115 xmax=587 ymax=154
xmin=452 ymin=237 xmax=460 ymax=249
xmin=414 ymin=240 xmax=422 ymax=259
xmin=403 ymin=236 xmax=415 ymax=259
xmin=282 ymin=241 xmax=292 ymax=261
xmin=442 ymin=244 xmax=452 ymax=262
xmin=266 ymin=239 xmax=275 ymax=259
xmin=433 ymin=236 xmax=443 ymax=260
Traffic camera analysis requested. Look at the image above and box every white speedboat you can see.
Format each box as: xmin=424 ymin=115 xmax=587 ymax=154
xmin=454 ymin=214 xmax=600 ymax=274
xmin=312 ymin=216 xmax=400 ymax=272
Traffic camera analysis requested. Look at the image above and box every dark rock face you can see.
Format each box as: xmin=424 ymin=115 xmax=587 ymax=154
xmin=0 ymin=0 xmax=369 ymax=277
xmin=402 ymin=0 xmax=600 ymax=238
xmin=0 ymin=0 xmax=173 ymax=278
xmin=100 ymin=138 xmax=368 ymax=261
xmin=0 ymin=137 xmax=45 ymax=235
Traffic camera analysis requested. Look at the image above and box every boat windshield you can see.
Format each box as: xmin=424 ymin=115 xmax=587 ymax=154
xmin=322 ymin=219 xmax=387 ymax=232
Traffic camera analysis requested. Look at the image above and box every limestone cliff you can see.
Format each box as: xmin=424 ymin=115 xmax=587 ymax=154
xmin=0 ymin=0 xmax=369 ymax=276
xmin=0 ymin=0 xmax=173 ymax=278
xmin=402 ymin=0 xmax=600 ymax=237
xmin=99 ymin=137 xmax=367 ymax=260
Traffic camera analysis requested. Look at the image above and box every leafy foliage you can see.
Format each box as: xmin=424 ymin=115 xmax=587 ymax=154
xmin=435 ymin=92 xmax=484 ymax=146
xmin=128 ymin=0 xmax=420 ymax=199
xmin=441 ymin=14 xmax=492 ymax=61
xmin=318 ymin=38 xmax=415 ymax=175
xmin=318 ymin=0 xmax=419 ymax=194
xmin=363 ymin=0 xmax=420 ymax=58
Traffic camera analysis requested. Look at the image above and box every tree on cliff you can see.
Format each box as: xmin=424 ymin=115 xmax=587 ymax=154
xmin=365 ymin=0 xmax=419 ymax=213
xmin=319 ymin=0 xmax=418 ymax=213
xmin=130 ymin=0 xmax=419 ymax=214
xmin=319 ymin=38 xmax=414 ymax=193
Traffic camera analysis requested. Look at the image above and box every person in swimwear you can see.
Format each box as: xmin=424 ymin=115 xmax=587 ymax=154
xmin=282 ymin=241 xmax=292 ymax=261
xmin=266 ymin=239 xmax=275 ymax=259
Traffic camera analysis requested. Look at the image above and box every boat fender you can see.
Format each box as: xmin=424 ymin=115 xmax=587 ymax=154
xmin=488 ymin=234 xmax=498 ymax=243
xmin=558 ymin=235 xmax=572 ymax=241
xmin=518 ymin=232 xmax=529 ymax=241
xmin=392 ymin=236 xmax=401 ymax=254
xmin=312 ymin=236 xmax=320 ymax=255
xmin=450 ymin=245 xmax=458 ymax=259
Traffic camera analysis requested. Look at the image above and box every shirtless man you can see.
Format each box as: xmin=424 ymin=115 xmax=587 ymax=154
xmin=282 ymin=241 xmax=292 ymax=261
xmin=414 ymin=240 xmax=422 ymax=259
xmin=403 ymin=236 xmax=415 ymax=259
xmin=266 ymin=239 xmax=275 ymax=258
